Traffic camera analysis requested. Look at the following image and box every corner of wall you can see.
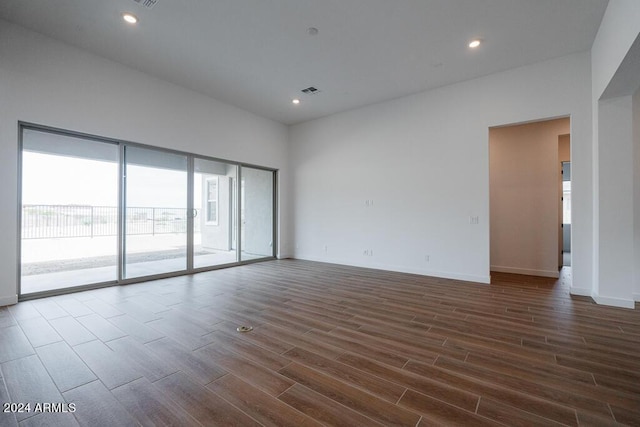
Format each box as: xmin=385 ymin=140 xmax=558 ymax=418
xmin=569 ymin=286 xmax=592 ymax=297
xmin=0 ymin=295 xmax=18 ymax=307
xmin=591 ymin=292 xmax=636 ymax=309
xmin=634 ymin=87 xmax=640 ymax=302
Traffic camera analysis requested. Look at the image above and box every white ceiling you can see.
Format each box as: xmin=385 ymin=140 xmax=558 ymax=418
xmin=0 ymin=0 xmax=609 ymax=125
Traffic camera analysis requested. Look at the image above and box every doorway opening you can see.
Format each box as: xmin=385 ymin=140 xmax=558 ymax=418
xmin=561 ymin=162 xmax=571 ymax=267
xmin=489 ymin=117 xmax=570 ymax=279
xmin=559 ymin=133 xmax=571 ymax=268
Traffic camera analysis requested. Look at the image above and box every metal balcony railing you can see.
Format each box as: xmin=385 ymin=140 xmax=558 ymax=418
xmin=22 ymin=205 xmax=201 ymax=239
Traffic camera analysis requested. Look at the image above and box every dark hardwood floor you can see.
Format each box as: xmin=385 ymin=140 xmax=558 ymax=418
xmin=1 ymin=259 xmax=639 ymax=426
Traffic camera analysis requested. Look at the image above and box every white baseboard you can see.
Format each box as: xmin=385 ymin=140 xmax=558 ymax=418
xmin=295 ymin=254 xmax=491 ymax=284
xmin=277 ymin=253 xmax=293 ymax=260
xmin=570 ymin=287 xmax=592 ymax=297
xmin=0 ymin=295 xmax=18 ymax=307
xmin=592 ymin=293 xmax=635 ymax=309
xmin=490 ymin=265 xmax=559 ymax=278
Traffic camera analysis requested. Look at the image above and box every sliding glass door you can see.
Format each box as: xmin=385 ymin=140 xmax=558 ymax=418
xmin=123 ymin=146 xmax=188 ymax=279
xmin=19 ymin=124 xmax=276 ymax=298
xmin=240 ymin=166 xmax=275 ymax=261
xmin=193 ymin=158 xmax=238 ymax=268
xmin=20 ymin=129 xmax=119 ymax=295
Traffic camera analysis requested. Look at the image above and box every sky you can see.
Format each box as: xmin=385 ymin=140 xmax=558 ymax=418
xmin=22 ymin=152 xmax=201 ymax=207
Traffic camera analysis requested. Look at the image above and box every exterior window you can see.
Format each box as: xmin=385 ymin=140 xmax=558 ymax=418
xmin=206 ymin=176 xmax=219 ymax=225
xmin=563 ymin=181 xmax=571 ymax=224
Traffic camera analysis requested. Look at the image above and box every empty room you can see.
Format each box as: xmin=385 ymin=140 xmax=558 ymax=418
xmin=1 ymin=0 xmax=639 ymax=426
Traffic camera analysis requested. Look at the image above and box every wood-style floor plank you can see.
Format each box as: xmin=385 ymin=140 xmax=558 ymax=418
xmin=1 ymin=355 xmax=64 ymax=422
xmin=145 ymin=337 xmax=227 ymax=385
xmin=50 ymin=296 xmax=94 ymax=318
xmin=398 ymin=390 xmax=502 ymax=426
xmin=104 ymin=314 xmax=165 ymax=343
xmin=29 ymin=300 xmax=68 ymax=320
xmin=0 ymin=307 xmax=16 ymax=329
xmin=0 ymin=370 xmax=18 ymax=427
xmin=17 ymin=317 xmax=63 ymax=348
xmin=0 ymin=260 xmax=638 ymax=426
xmin=476 ymin=397 xmax=568 ymax=426
xmin=204 ymin=329 xmax=292 ymax=371
xmin=278 ymin=383 xmax=385 ymax=427
xmin=112 ymin=377 xmax=201 ymax=426
xmin=106 ymin=336 xmax=179 ymax=382
xmin=71 ymin=340 xmax=143 ymax=390
xmin=18 ymin=412 xmax=80 ymax=427
xmin=196 ymin=342 xmax=294 ymax=397
xmin=279 ymin=362 xmax=422 ymax=427
xmin=47 ymin=316 xmax=96 ymax=347
xmin=155 ymin=371 xmax=262 ymax=426
xmin=282 ymin=346 xmax=406 ymax=403
xmin=62 ymin=380 xmax=138 ymax=427
xmin=208 ymin=374 xmax=323 ymax=427
xmin=35 ymin=342 xmax=97 ymax=393
xmin=434 ymin=355 xmax=612 ymax=418
xmin=0 ymin=326 xmax=35 ymax=363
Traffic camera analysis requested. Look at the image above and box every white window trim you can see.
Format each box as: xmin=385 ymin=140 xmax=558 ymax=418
xmin=205 ymin=176 xmax=219 ymax=226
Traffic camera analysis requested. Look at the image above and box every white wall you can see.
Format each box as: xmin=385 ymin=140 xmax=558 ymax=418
xmin=596 ymin=96 xmax=635 ymax=307
xmin=591 ymin=0 xmax=640 ymax=100
xmin=634 ymin=88 xmax=640 ymax=302
xmin=0 ymin=21 xmax=290 ymax=305
xmin=489 ymin=118 xmax=570 ymax=278
xmin=290 ymin=52 xmax=592 ymax=287
xmin=591 ymin=0 xmax=640 ymax=307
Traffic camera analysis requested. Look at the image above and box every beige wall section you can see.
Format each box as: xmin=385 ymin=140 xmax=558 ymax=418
xmin=559 ymin=134 xmax=571 ymax=161
xmin=490 ymin=117 xmax=570 ymax=277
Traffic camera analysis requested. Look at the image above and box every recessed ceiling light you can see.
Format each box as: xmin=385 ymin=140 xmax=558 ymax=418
xmin=307 ymin=27 xmax=319 ymax=36
xmin=469 ymin=39 xmax=481 ymax=48
xmin=123 ymin=13 xmax=138 ymax=24
xmin=292 ymin=99 xmax=300 ymax=105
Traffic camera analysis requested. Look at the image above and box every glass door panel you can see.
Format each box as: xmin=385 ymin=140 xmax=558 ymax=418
xmin=193 ymin=159 xmax=238 ymax=268
xmin=21 ymin=128 xmax=119 ymax=295
xmin=123 ymin=146 xmax=188 ymax=279
xmin=240 ymin=167 xmax=275 ymax=261
xmin=19 ymin=126 xmax=279 ymax=298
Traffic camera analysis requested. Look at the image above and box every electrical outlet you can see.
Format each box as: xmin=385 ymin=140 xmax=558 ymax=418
xmin=425 ymin=254 xmax=430 ymax=262
xmin=324 ymin=245 xmax=328 ymax=253
xmin=469 ymin=215 xmax=479 ymax=225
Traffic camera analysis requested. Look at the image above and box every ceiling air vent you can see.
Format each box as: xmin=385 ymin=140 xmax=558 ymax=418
xmin=132 ymin=0 xmax=158 ymax=9
xmin=301 ymin=87 xmax=320 ymax=95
